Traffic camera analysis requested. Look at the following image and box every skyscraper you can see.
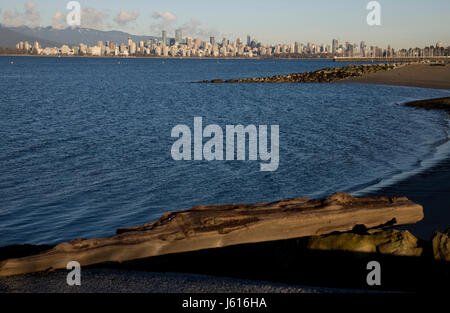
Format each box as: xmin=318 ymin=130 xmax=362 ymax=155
xmin=194 ymin=38 xmax=201 ymax=49
xmin=162 ymin=31 xmax=167 ymax=46
xmin=175 ymin=29 xmax=182 ymax=44
xmin=247 ymin=35 xmax=251 ymax=46
xmin=360 ymin=41 xmax=366 ymax=57
xmin=186 ymin=37 xmax=193 ymax=48
xmin=332 ymin=39 xmax=338 ymax=54
xmin=210 ymin=37 xmax=215 ymax=45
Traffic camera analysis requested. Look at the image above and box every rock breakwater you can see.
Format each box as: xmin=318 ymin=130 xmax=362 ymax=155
xmin=198 ymin=63 xmax=408 ymax=84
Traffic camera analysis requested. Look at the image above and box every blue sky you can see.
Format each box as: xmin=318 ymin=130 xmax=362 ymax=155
xmin=1 ymin=0 xmax=449 ymax=48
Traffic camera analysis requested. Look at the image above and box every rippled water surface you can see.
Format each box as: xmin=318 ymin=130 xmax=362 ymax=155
xmin=1 ymin=57 xmax=449 ymax=245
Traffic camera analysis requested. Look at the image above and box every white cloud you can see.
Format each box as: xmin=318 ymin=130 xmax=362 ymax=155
xmin=152 ymin=11 xmax=177 ymax=22
xmin=52 ymin=6 xmax=108 ymax=30
xmin=1 ymin=1 xmax=40 ymax=28
xmin=23 ymin=1 xmax=40 ymax=27
xmin=24 ymin=1 xmax=36 ymax=11
xmin=2 ymin=9 xmax=21 ymax=27
xmin=80 ymin=7 xmax=108 ymax=30
xmin=150 ymin=11 xmax=177 ymax=34
xmin=181 ymin=18 xmax=220 ymax=39
xmin=52 ymin=11 xmax=66 ymax=30
xmin=114 ymin=9 xmax=139 ymax=27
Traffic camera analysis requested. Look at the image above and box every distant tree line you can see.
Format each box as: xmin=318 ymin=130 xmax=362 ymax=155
xmin=0 ymin=47 xmax=28 ymax=55
xmin=261 ymin=53 xmax=333 ymax=59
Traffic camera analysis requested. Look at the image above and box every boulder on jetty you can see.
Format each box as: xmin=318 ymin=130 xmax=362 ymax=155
xmin=0 ymin=193 xmax=423 ymax=277
xmin=307 ymin=229 xmax=423 ymax=257
xmin=198 ymin=63 xmax=407 ymax=84
xmin=432 ymin=228 xmax=450 ymax=262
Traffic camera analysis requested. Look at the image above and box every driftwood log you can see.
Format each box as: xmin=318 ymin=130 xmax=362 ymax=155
xmin=0 ymin=193 xmax=423 ymax=277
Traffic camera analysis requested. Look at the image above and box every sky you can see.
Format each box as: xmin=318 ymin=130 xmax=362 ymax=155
xmin=0 ymin=0 xmax=449 ymax=49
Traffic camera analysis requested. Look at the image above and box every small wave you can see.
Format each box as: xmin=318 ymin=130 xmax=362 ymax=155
xmin=352 ymin=109 xmax=450 ymax=196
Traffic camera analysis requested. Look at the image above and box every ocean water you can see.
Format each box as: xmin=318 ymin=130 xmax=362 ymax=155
xmin=0 ymin=56 xmax=449 ymax=245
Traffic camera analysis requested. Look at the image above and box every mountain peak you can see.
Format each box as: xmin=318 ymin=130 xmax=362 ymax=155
xmin=0 ymin=25 xmax=158 ymax=47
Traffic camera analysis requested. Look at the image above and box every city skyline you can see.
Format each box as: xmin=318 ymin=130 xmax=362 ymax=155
xmin=13 ymin=32 xmax=449 ymax=59
xmin=1 ymin=0 xmax=450 ymax=49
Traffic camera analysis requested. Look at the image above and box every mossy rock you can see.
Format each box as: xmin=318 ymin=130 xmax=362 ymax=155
xmin=307 ymin=230 xmax=423 ymax=257
xmin=432 ymin=228 xmax=450 ymax=261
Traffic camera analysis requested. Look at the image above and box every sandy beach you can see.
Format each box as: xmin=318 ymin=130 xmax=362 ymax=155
xmin=347 ymin=63 xmax=450 ymax=239
xmin=346 ymin=63 xmax=450 ymax=90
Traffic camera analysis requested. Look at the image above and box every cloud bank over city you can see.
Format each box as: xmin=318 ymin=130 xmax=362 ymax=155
xmin=1 ymin=1 xmax=40 ymax=28
xmin=0 ymin=0 xmax=449 ymax=48
xmin=0 ymin=1 xmax=221 ymax=40
xmin=114 ymin=9 xmax=140 ymax=27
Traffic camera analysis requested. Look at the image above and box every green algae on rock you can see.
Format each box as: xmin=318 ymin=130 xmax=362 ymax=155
xmin=306 ymin=230 xmax=423 ymax=257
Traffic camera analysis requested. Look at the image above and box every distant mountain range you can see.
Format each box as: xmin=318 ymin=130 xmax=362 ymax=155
xmin=0 ymin=25 xmax=160 ymax=48
xmin=0 ymin=26 xmax=60 ymax=48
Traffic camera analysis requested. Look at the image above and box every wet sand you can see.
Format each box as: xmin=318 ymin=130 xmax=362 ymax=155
xmin=349 ymin=65 xmax=450 ymax=240
xmin=361 ymin=158 xmax=450 ymax=241
xmin=346 ymin=63 xmax=450 ymax=90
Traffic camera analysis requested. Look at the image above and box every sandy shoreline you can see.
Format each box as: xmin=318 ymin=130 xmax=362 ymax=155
xmin=345 ymin=63 xmax=450 ymax=90
xmin=348 ymin=65 xmax=450 ymax=239
xmin=358 ymin=157 xmax=450 ymax=240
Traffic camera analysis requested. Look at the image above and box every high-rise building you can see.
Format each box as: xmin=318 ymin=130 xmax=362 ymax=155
xmin=130 ymin=42 xmax=137 ymax=55
xmin=79 ymin=43 xmax=87 ymax=54
xmin=127 ymin=37 xmax=132 ymax=47
xmin=162 ymin=31 xmax=167 ymax=46
xmin=175 ymin=29 xmax=182 ymax=44
xmin=33 ymin=41 xmax=40 ymax=51
xmin=247 ymin=35 xmax=251 ymax=46
xmin=332 ymin=39 xmax=338 ymax=54
xmin=186 ymin=37 xmax=193 ymax=48
xmin=194 ymin=38 xmax=201 ymax=49
xmin=360 ymin=41 xmax=366 ymax=57
xmin=210 ymin=37 xmax=215 ymax=45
